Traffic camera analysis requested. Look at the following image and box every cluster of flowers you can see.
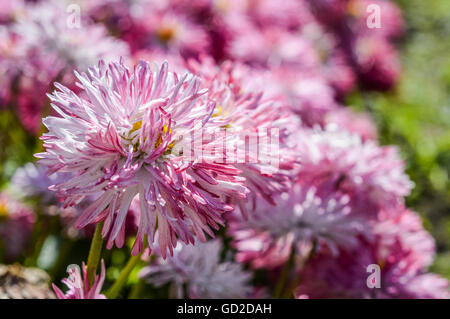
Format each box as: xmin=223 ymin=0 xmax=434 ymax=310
xmin=0 ymin=0 xmax=448 ymax=299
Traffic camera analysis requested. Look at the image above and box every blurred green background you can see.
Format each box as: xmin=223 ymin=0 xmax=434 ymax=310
xmin=0 ymin=0 xmax=449 ymax=283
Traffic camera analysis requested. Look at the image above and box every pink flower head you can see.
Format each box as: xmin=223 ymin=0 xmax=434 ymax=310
xmin=187 ymin=56 xmax=298 ymax=212
xmin=6 ymin=1 xmax=129 ymax=134
xmin=258 ymin=66 xmax=338 ymax=127
xmin=13 ymin=1 xmax=129 ymax=72
xmin=350 ymin=0 xmax=405 ymax=40
xmin=140 ymin=239 xmax=254 ymax=299
xmin=228 ymin=184 xmax=366 ymax=269
xmin=11 ymin=162 xmax=69 ymax=206
xmin=353 ymin=35 xmax=401 ymax=91
xmin=36 ymin=59 xmax=249 ymax=257
xmin=324 ymin=107 xmax=378 ymax=141
xmin=124 ymin=5 xmax=208 ymax=57
xmin=300 ymin=23 xmax=356 ymax=97
xmin=52 ymin=260 xmax=106 ymax=299
xmin=295 ymin=207 xmax=447 ymax=299
xmin=246 ymin=0 xmax=314 ymax=30
xmin=295 ymin=245 xmax=449 ymax=299
xmin=374 ymin=206 xmax=436 ymax=271
xmin=0 ymin=192 xmax=36 ymax=261
xmin=0 ymin=0 xmax=25 ymax=23
xmin=295 ymin=127 xmax=414 ymax=210
xmin=228 ymin=26 xmax=319 ymax=69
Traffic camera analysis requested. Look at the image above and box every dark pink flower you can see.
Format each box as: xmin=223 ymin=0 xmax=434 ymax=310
xmin=353 ymin=35 xmax=401 ymax=91
xmin=122 ymin=3 xmax=208 ymax=57
xmin=295 ymin=207 xmax=448 ymax=299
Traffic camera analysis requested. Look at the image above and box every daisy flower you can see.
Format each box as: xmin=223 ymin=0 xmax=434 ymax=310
xmin=228 ymin=184 xmax=365 ymax=269
xmin=295 ymin=127 xmax=414 ymax=210
xmin=36 ymin=59 xmax=249 ymax=257
xmin=324 ymin=108 xmax=378 ymax=142
xmin=123 ymin=3 xmax=208 ymax=56
xmin=187 ymin=56 xmax=298 ymax=213
xmin=140 ymin=239 xmax=254 ymax=298
xmin=11 ymin=163 xmax=69 ymax=206
xmin=295 ymin=207 xmax=447 ymax=299
xmin=255 ymin=66 xmax=338 ymax=127
xmin=13 ymin=1 xmax=129 ymax=71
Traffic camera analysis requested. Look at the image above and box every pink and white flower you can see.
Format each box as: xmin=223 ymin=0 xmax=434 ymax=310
xmin=52 ymin=260 xmax=106 ymax=299
xmin=122 ymin=3 xmax=208 ymax=56
xmin=324 ymin=108 xmax=378 ymax=141
xmin=140 ymin=239 xmax=254 ymax=298
xmin=228 ymin=184 xmax=366 ymax=269
xmin=13 ymin=1 xmax=129 ymax=72
xmin=187 ymin=56 xmax=298 ymax=212
xmin=295 ymin=127 xmax=414 ymax=210
xmin=36 ymin=59 xmax=249 ymax=257
xmin=11 ymin=163 xmax=69 ymax=206
xmin=295 ymin=207 xmax=448 ymax=299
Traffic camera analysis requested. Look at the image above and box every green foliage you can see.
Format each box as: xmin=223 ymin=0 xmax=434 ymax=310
xmin=0 ymin=109 xmax=38 ymax=188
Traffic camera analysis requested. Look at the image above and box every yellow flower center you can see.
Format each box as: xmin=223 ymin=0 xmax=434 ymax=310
xmin=131 ymin=120 xmax=142 ymax=134
xmin=155 ymin=124 xmax=175 ymax=154
xmin=211 ymin=104 xmax=232 ymax=128
xmin=212 ymin=105 xmax=222 ymax=118
xmin=157 ymin=26 xmax=176 ymax=44
xmin=126 ymin=120 xmax=175 ymax=155
xmin=123 ymin=120 xmax=143 ymax=152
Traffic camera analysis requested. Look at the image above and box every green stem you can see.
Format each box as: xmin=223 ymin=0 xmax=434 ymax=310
xmin=281 ymin=241 xmax=317 ymax=299
xmin=106 ymin=252 xmax=142 ymax=299
xmin=273 ymin=247 xmax=296 ymax=299
xmin=86 ymin=222 xmax=104 ymax=286
xmin=128 ymin=279 xmax=145 ymax=299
